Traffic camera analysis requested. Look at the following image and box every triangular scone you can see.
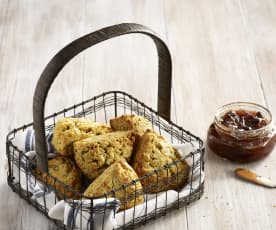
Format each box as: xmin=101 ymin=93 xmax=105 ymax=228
xmin=52 ymin=118 xmax=111 ymax=156
xmin=35 ymin=156 xmax=82 ymax=199
xmin=84 ymin=160 xmax=144 ymax=210
xmin=132 ymin=130 xmax=190 ymax=193
xmin=110 ymin=114 xmax=152 ymax=137
xmin=74 ymin=131 xmax=136 ymax=181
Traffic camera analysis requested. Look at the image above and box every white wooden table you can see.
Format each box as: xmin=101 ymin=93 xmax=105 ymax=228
xmin=1 ymin=1 xmax=275 ymax=229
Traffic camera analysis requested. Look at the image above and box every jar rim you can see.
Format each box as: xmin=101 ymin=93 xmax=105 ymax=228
xmin=214 ymin=102 xmax=273 ymax=135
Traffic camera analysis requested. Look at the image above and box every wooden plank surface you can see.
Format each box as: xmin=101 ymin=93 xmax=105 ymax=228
xmin=164 ymin=1 xmax=276 ymax=230
xmin=82 ymin=0 xmax=166 ymax=112
xmin=240 ymin=0 xmax=276 ymax=114
xmin=0 ymin=1 xmax=85 ymax=229
xmin=0 ymin=1 xmax=275 ymax=229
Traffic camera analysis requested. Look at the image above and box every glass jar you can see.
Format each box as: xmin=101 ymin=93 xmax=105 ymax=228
xmin=207 ymin=102 xmax=276 ymax=162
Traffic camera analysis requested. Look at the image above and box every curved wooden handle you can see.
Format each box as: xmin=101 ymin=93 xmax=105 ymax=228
xmin=33 ymin=23 xmax=172 ymax=172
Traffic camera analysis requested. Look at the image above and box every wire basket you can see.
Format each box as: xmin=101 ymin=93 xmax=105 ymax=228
xmin=6 ymin=23 xmax=204 ymax=230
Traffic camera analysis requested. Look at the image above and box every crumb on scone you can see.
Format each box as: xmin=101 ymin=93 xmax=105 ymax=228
xmin=132 ymin=130 xmax=190 ymax=193
xmin=110 ymin=114 xmax=152 ymax=137
xmin=74 ymin=131 xmax=136 ymax=181
xmin=35 ymin=156 xmax=82 ymax=199
xmin=52 ymin=117 xmax=111 ymax=156
xmin=84 ymin=160 xmax=144 ymax=210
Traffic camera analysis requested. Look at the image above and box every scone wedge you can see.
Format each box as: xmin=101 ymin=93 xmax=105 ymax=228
xmin=52 ymin=117 xmax=111 ymax=156
xmin=110 ymin=114 xmax=152 ymax=138
xmin=84 ymin=160 xmax=144 ymax=210
xmin=132 ymin=130 xmax=190 ymax=193
xmin=74 ymin=131 xmax=136 ymax=181
xmin=35 ymin=156 xmax=82 ymax=199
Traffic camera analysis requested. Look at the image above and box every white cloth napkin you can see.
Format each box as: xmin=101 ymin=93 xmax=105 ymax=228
xmin=49 ymin=198 xmax=120 ymax=230
xmin=12 ymin=128 xmax=55 ymax=153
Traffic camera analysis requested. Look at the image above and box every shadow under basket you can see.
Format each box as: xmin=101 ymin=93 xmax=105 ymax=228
xmin=6 ymin=24 xmax=204 ymax=230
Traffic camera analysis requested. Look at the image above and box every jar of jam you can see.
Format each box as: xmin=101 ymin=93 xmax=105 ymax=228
xmin=207 ymin=102 xmax=276 ymax=162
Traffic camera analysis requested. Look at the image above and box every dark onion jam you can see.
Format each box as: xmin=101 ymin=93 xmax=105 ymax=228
xmin=220 ymin=110 xmax=267 ymax=131
xmin=207 ymin=106 xmax=275 ymax=163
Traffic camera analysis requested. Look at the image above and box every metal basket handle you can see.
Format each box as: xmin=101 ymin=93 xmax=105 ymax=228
xmin=33 ymin=23 xmax=172 ymax=172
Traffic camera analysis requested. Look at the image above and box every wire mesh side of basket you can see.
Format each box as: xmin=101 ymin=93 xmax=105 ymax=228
xmin=6 ymin=91 xmax=204 ymax=229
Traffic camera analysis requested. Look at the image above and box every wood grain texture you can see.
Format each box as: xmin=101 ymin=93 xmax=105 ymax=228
xmin=0 ymin=0 xmax=275 ymax=229
xmin=0 ymin=0 xmax=84 ymax=229
xmin=82 ymin=0 xmax=167 ymax=113
xmin=164 ymin=0 xmax=276 ymax=230
xmin=239 ymin=0 xmax=276 ymax=114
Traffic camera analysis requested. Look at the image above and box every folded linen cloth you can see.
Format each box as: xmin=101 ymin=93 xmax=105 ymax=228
xmin=12 ymin=128 xmax=204 ymax=230
xmin=49 ymin=198 xmax=120 ymax=230
xmin=12 ymin=128 xmax=55 ymax=153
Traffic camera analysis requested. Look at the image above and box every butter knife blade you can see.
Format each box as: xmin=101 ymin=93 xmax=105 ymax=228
xmin=234 ymin=168 xmax=276 ymax=188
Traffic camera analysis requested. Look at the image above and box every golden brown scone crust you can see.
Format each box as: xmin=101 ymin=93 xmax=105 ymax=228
xmin=132 ymin=130 xmax=190 ymax=193
xmin=74 ymin=131 xmax=136 ymax=181
xmin=52 ymin=117 xmax=111 ymax=156
xmin=35 ymin=156 xmax=82 ymax=199
xmin=110 ymin=114 xmax=152 ymax=137
xmin=84 ymin=160 xmax=144 ymax=210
